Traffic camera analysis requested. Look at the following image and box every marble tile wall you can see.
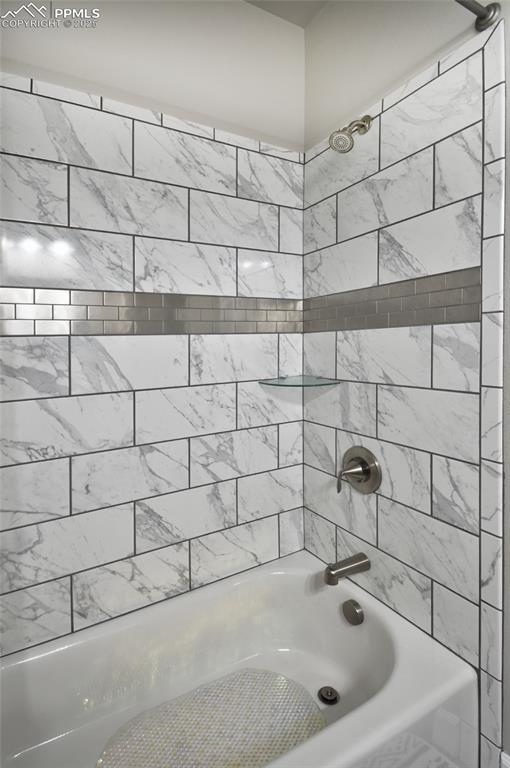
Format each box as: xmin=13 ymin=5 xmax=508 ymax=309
xmin=303 ymin=22 xmax=505 ymax=765
xmin=0 ymin=74 xmax=305 ymax=656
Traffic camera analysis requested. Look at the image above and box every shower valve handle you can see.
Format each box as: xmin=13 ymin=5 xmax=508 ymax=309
xmin=337 ymin=446 xmax=382 ymax=495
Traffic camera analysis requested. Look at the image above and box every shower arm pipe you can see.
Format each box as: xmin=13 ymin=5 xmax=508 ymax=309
xmin=454 ymin=0 xmax=500 ymax=30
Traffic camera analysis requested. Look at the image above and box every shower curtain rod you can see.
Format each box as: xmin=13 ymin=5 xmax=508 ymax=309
xmin=454 ymin=0 xmax=500 ymax=31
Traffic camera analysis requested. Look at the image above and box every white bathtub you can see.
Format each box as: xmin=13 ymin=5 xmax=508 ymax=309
xmin=1 ymin=551 xmax=477 ymax=768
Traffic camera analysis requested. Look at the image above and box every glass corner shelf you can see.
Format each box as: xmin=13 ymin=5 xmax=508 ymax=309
xmin=258 ymin=375 xmax=341 ymax=388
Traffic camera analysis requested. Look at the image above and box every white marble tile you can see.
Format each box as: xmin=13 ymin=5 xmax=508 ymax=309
xmin=336 ymin=431 xmax=431 ymax=514
xmin=32 ymin=80 xmax=100 ymax=108
xmin=190 ymin=426 xmax=277 ymax=485
xmin=304 ymin=465 xmax=376 ymax=543
xmin=481 ymin=386 xmax=502 ymax=461
xmin=432 ymin=456 xmax=479 ymax=533
xmin=278 ymin=422 xmax=303 ymax=467
xmin=482 ymin=313 xmax=503 ymax=387
xmin=279 ymin=508 xmax=304 ymax=556
xmin=304 ymin=422 xmax=335 ymax=474
xmin=135 ymin=238 xmax=236 ymax=295
xmin=336 ymin=527 xmax=432 ymax=631
xmin=71 ymin=335 xmax=188 ymax=394
xmin=484 ymin=23 xmax=505 ymax=90
xmin=303 ymin=197 xmax=336 ymax=254
xmin=304 ymin=137 xmax=329 ymax=163
xmin=70 ymin=168 xmax=188 ymax=239
xmin=190 ymin=333 xmax=277 ymax=385
xmin=383 ymin=63 xmax=438 ymax=109
xmin=0 ymin=392 xmax=133 ymax=467
xmin=337 ymin=326 xmax=431 ymax=386
xmin=190 ymin=190 xmax=278 ymax=250
xmin=238 ymin=250 xmax=302 ymax=299
xmin=381 ymin=53 xmax=482 ymax=166
xmin=481 ymin=532 xmax=503 ymax=609
xmin=0 ymin=154 xmax=67 ymax=225
xmin=279 ymin=207 xmax=303 ymax=255
xmin=74 ymin=542 xmax=189 ymax=629
xmin=136 ymin=384 xmax=236 ymax=443
xmin=481 ymin=602 xmax=503 ymax=680
xmin=304 ymin=509 xmax=336 ymax=563
xmin=214 ymin=129 xmax=258 ymax=151
xmin=279 ymin=334 xmax=302 ymax=377
xmin=480 ymin=736 xmax=501 ymax=768
xmin=238 ymin=466 xmax=303 ymax=522
xmin=238 ymin=149 xmax=302 ymax=208
xmin=0 ymin=221 xmax=133 ymax=290
xmin=237 ymin=381 xmax=302 ymax=429
xmin=433 ymin=583 xmax=479 ymax=665
xmin=304 ymin=332 xmax=336 ymax=378
xmin=0 ymin=72 xmax=31 ymax=91
xmin=482 ymin=236 xmax=504 ymax=312
xmin=432 ymin=322 xmax=480 ymax=392
xmin=338 ymin=149 xmax=433 ymax=242
xmin=304 ymin=382 xmax=377 ymax=435
xmin=484 ymin=83 xmax=505 ymax=162
xmin=378 ymin=496 xmax=479 ymax=601
xmin=379 ymin=196 xmax=481 ymax=282
xmin=102 ymin=97 xmax=161 ymax=124
xmin=190 ymin=517 xmax=278 ymax=588
xmin=378 ymin=386 xmax=479 ymax=462
xmin=72 ymin=440 xmax=188 ymax=513
xmin=439 ymin=27 xmax=492 ymax=73
xmin=0 ymin=89 xmax=132 ymax=173
xmin=434 ymin=123 xmax=482 ymax=206
xmin=0 ymin=577 xmax=70 ymax=656
xmin=162 ymin=114 xmax=214 ymax=139
xmin=483 ymin=159 xmax=505 ymax=237
xmin=304 ymin=233 xmax=378 ymax=298
xmin=0 ymin=336 xmax=68 ymax=401
xmin=0 ymin=504 xmax=133 ymax=593
xmin=136 ymin=481 xmax=236 ymax=552
xmin=481 ymin=459 xmax=503 ymax=536
xmin=304 ymin=124 xmax=379 ymax=206
xmin=135 ymin=122 xmax=236 ymax=194
xmin=260 ymin=142 xmax=301 ymax=163
xmin=0 ymin=459 xmax=69 ymax=531
xmin=481 ymin=671 xmax=502 ymax=745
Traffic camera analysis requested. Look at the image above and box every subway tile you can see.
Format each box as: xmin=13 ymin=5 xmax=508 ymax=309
xmin=303 ymin=197 xmax=336 ymax=254
xmin=433 ymin=583 xmax=479 ymax=665
xmin=237 ymin=380 xmax=302 ymax=429
xmin=279 ymin=508 xmax=304 ymax=556
xmin=0 ymin=320 xmax=34 ymax=335
xmin=190 ymin=517 xmax=278 ymax=588
xmin=73 ymin=542 xmax=189 ymax=630
xmin=304 ymin=382 xmax=377 ymax=435
xmin=303 ymin=332 xmax=336 ymax=378
xmin=379 ymin=386 xmax=479 ymax=463
xmin=135 ymin=238 xmax=236 ymax=295
xmin=378 ymin=496 xmax=478 ymax=601
xmin=432 ymin=455 xmax=479 ymax=534
xmin=279 ymin=207 xmax=303 ymax=255
xmin=32 ymin=80 xmax=100 ymax=108
xmin=336 ymin=527 xmax=431 ymax=631
xmin=304 ymin=421 xmax=335 ymax=474
xmin=0 ymin=392 xmax=133 ymax=467
xmin=483 ymin=160 xmax=505 ymax=237
xmin=0 ymin=459 xmax=69 ymax=530
xmin=190 ymin=333 xmax=277 ymax=384
xmin=16 ymin=304 xmax=52 ymax=320
xmin=34 ymin=320 xmax=71 ymax=337
xmin=238 ymin=250 xmax=302 ymax=299
xmin=238 ymin=466 xmax=303 ymax=522
xmin=481 ymin=602 xmax=503 ymax=679
xmin=102 ymin=97 xmax=161 ymax=124
xmin=71 ymin=290 xmax=104 ymax=306
xmin=304 ymin=233 xmax=378 ymax=298
xmin=214 ymin=129 xmax=258 ymax=150
xmin=434 ymin=123 xmax=482 ymax=206
xmin=379 ymin=197 xmax=481 ymax=283
xmin=71 ymin=320 xmax=104 ymax=335
xmin=190 ymin=426 xmax=277 ymax=485
xmin=482 ymin=313 xmax=503 ymax=387
xmin=0 ymin=288 xmax=33 ymax=303
xmin=481 ymin=532 xmax=503 ymax=609
xmin=439 ymin=27 xmax=492 ymax=73
xmin=481 ymin=386 xmax=502 ymax=462
xmin=0 ymin=72 xmax=31 ymax=91
xmin=444 ymin=304 xmax=480 ymax=324
xmin=380 ymin=53 xmax=482 ymax=166
xmin=278 ymin=421 xmax=303 ymax=467
xmin=482 ymin=236 xmax=503 ymax=312
xmin=35 ymin=289 xmax=69 ymax=304
xmin=481 ymin=671 xmax=502 ymax=746
xmin=70 ymin=335 xmax=188 ymax=394
xmin=135 ymin=122 xmax=236 ymax=194
xmin=190 ymin=190 xmax=278 ymax=250
xmin=0 ymin=504 xmax=133 ymax=593
xmin=0 ymin=154 xmax=67 ymax=225
xmin=279 ymin=333 xmax=302 ymax=377
xmin=162 ymin=113 xmax=214 ymax=139
xmin=383 ymin=62 xmax=438 ymax=109
xmin=0 ymin=221 xmax=133 ymax=290
xmin=484 ymin=83 xmax=505 ymax=162
xmin=136 ymin=383 xmax=236 ymax=443
xmin=304 ymin=509 xmax=336 ymax=563
xmin=484 ymin=23 xmax=505 ymax=90
xmin=72 ymin=439 xmax=188 ymax=513
xmin=136 ymin=481 xmax=236 ymax=552
xmin=0 ymin=336 xmax=68 ymax=401
xmin=237 ymin=149 xmax=302 ymax=207
xmin=86 ymin=306 xmax=118 ymax=321
xmin=432 ymin=322 xmax=480 ymax=392
xmin=337 ymin=149 xmax=432 ymax=241
xmin=53 ymin=306 xmax=87 ymax=320
xmin=259 ymin=142 xmax=301 ymax=163
xmin=70 ymin=167 xmax=188 ymax=239
xmin=481 ymin=459 xmax=503 ymax=537
xmin=0 ymin=89 xmax=132 ymax=173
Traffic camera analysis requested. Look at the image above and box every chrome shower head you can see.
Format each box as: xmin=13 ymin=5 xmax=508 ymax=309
xmin=329 ymin=115 xmax=372 ymax=154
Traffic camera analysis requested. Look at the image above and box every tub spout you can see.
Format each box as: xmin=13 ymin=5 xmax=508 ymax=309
xmin=324 ymin=553 xmax=370 ymax=585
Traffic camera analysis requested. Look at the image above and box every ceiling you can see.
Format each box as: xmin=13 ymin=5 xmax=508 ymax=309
xmin=245 ymin=0 xmax=327 ymax=28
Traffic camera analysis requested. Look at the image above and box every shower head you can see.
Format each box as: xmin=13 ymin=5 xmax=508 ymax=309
xmin=329 ymin=115 xmax=372 ymax=154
